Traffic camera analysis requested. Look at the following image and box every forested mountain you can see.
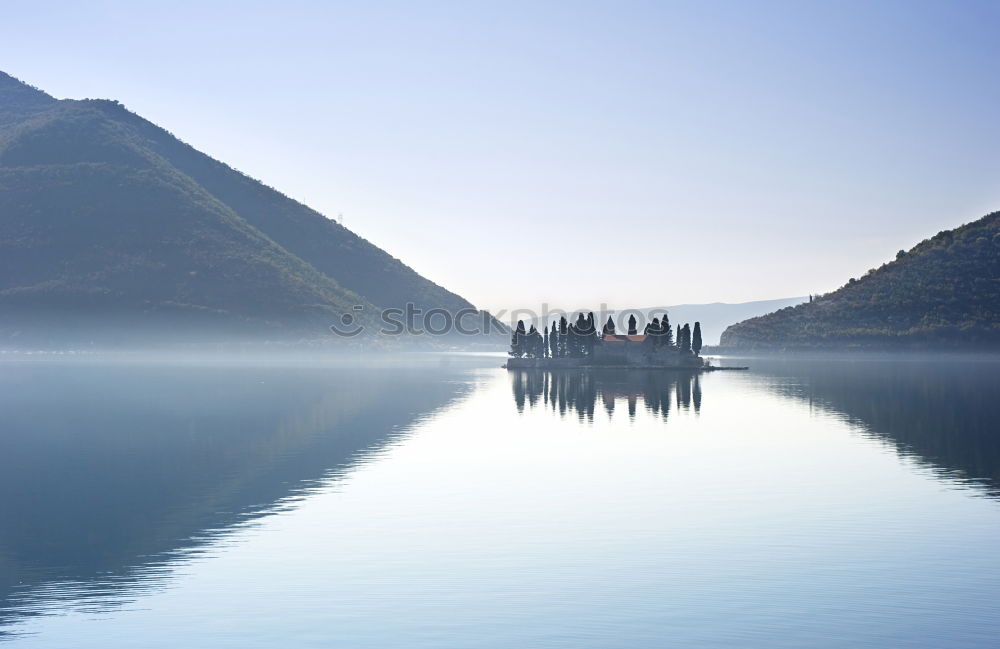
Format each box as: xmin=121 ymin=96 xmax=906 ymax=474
xmin=0 ymin=72 xmax=494 ymax=344
xmin=721 ymin=211 xmax=1000 ymax=350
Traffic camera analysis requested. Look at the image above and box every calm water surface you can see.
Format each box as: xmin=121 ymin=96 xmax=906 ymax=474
xmin=1 ymin=354 xmax=999 ymax=648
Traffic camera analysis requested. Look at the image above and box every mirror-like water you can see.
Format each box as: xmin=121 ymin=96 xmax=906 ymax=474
xmin=1 ymin=355 xmax=999 ymax=648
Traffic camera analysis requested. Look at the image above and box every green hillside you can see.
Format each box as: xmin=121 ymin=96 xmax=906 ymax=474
xmin=0 ymin=72 xmax=491 ymax=344
xmin=720 ymin=211 xmax=1000 ymax=350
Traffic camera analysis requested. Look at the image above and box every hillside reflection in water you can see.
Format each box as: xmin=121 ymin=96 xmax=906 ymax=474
xmin=0 ymin=360 xmax=474 ymax=633
xmin=2 ymin=355 xmax=1000 ymax=649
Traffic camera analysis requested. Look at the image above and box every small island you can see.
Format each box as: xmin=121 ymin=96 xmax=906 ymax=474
xmin=505 ymin=312 xmax=719 ymax=370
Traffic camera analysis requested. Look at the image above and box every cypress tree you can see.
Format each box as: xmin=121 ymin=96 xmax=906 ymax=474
xmin=692 ymin=322 xmax=703 ymax=355
xmin=628 ymin=314 xmax=638 ymax=336
xmin=572 ymin=313 xmax=588 ymax=358
xmin=650 ymin=317 xmax=661 ymax=348
xmin=676 ymin=324 xmax=681 ymax=347
xmin=550 ymin=321 xmax=559 ymax=358
xmin=680 ymin=323 xmax=691 ymax=352
xmin=543 ymin=326 xmax=550 ymax=358
xmin=527 ymin=325 xmax=543 ymax=358
xmin=585 ymin=312 xmax=597 ymax=356
xmin=661 ymin=313 xmax=673 ymax=346
xmin=559 ymin=316 xmax=568 ymax=357
xmin=604 ymin=315 xmax=615 ymax=337
xmin=510 ymin=320 xmax=527 ymax=357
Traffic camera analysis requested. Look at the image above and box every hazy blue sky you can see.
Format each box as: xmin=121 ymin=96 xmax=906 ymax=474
xmin=2 ymin=1 xmax=998 ymax=312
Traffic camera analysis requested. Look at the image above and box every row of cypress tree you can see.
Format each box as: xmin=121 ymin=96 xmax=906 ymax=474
xmin=509 ymin=313 xmax=703 ymax=358
xmin=509 ymin=313 xmax=597 ymax=359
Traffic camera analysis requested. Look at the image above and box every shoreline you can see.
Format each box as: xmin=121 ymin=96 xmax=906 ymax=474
xmin=503 ymin=360 xmax=748 ymax=372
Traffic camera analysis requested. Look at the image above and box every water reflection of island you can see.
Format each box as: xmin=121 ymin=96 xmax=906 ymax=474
xmin=753 ymin=357 xmax=1000 ymax=499
xmin=510 ymin=369 xmax=702 ymax=421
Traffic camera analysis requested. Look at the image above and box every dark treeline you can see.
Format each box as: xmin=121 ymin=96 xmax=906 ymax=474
xmin=509 ymin=312 xmax=704 ymax=358
xmin=509 ymin=369 xmax=702 ymax=421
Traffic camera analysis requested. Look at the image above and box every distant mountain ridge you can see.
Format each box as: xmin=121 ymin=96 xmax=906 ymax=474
xmin=721 ymin=211 xmax=1000 ymax=350
xmin=524 ymin=297 xmax=809 ymax=345
xmin=0 ymin=71 xmax=496 ymax=344
xmin=630 ymin=298 xmax=807 ymax=346
xmin=519 ymin=297 xmax=806 ymax=346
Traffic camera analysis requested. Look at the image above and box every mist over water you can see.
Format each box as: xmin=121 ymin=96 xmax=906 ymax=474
xmin=1 ymin=354 xmax=999 ymax=647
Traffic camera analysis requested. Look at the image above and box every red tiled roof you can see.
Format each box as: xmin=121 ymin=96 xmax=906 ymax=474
xmin=602 ymin=334 xmax=647 ymax=343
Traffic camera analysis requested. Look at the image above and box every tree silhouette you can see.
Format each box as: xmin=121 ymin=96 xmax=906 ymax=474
xmin=568 ymin=313 xmax=589 ymax=358
xmin=585 ymin=312 xmax=597 ymax=356
xmin=628 ymin=314 xmax=638 ymax=335
xmin=509 ymin=320 xmax=526 ymax=357
xmin=526 ymin=325 xmax=543 ymax=358
xmin=680 ymin=323 xmax=692 ymax=352
xmin=692 ymin=322 xmax=703 ymax=355
xmin=650 ymin=317 xmax=661 ymax=348
xmin=584 ymin=312 xmax=597 ymax=356
xmin=661 ymin=313 xmax=673 ymax=346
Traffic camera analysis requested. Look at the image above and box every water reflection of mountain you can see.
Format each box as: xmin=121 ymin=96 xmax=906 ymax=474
xmin=0 ymin=362 xmax=471 ymax=632
xmin=510 ymin=369 xmax=702 ymax=421
xmin=749 ymin=356 xmax=1000 ymax=498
